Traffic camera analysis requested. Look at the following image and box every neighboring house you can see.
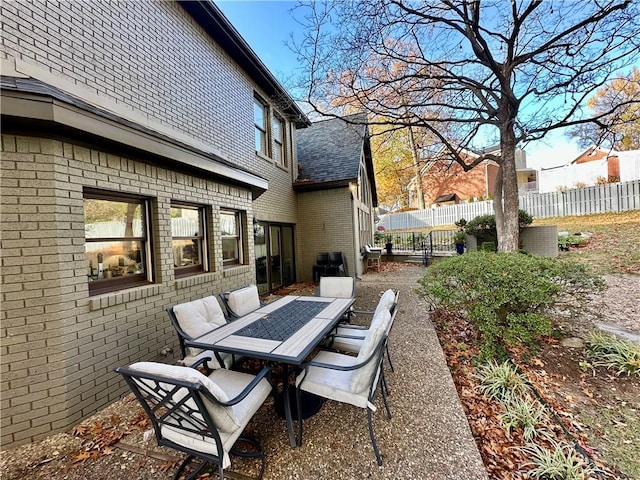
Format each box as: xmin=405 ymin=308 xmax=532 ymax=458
xmin=618 ymin=150 xmax=640 ymax=182
xmin=407 ymin=145 xmax=533 ymax=208
xmin=0 ymin=1 xmax=375 ymax=448
xmin=294 ymin=114 xmax=378 ymax=280
xmin=538 ymin=146 xmax=640 ymax=193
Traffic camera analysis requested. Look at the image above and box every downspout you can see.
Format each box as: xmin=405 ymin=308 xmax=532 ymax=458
xmin=349 ymin=183 xmax=361 ymax=279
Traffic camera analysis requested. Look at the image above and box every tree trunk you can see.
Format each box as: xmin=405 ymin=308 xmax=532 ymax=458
xmin=407 ymin=126 xmax=425 ymax=209
xmin=498 ymin=124 xmax=520 ymax=252
xmin=493 ymin=164 xmax=504 ymax=244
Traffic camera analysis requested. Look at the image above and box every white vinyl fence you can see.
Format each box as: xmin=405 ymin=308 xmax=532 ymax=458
xmin=378 ymin=179 xmax=640 ymax=230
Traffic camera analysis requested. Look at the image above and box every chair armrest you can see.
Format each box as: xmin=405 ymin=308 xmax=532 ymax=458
xmin=328 ymin=332 xmax=366 ymax=341
xmin=215 ymin=366 xmax=272 ymax=407
xmin=303 ymin=342 xmax=384 ymax=372
xmin=352 ymin=309 xmax=374 ymax=316
xmin=188 ymin=357 xmax=213 ymax=370
xmin=303 ymin=358 xmax=362 ymax=372
xmin=337 ymin=324 xmax=369 ymax=331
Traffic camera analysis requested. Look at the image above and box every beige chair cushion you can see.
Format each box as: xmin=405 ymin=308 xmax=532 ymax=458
xmin=374 ymin=289 xmax=396 ymax=317
xmin=172 ymin=296 xmax=227 ymax=358
xmin=161 ymin=368 xmax=271 ymax=468
xmin=319 ymin=277 xmax=354 ymax=299
xmin=296 ymin=351 xmax=374 ymax=410
xmin=181 ymin=349 xmax=235 ymax=370
xmin=129 ymin=361 xmax=238 ymax=432
xmin=130 ymin=363 xmax=271 ymax=469
xmin=227 ymin=285 xmax=261 ymax=317
xmin=173 ymin=296 xmax=226 ymax=339
xmin=330 ymin=335 xmax=364 ymax=354
xmin=349 ymin=310 xmax=389 ymax=393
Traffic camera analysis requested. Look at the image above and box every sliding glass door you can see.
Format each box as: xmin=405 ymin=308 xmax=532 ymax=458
xmin=255 ymin=222 xmax=295 ymax=294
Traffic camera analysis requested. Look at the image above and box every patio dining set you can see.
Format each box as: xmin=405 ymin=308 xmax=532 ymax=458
xmin=114 ymin=277 xmax=400 ymax=480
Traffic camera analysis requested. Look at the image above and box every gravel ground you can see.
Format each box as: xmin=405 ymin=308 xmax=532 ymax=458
xmin=2 ymin=265 xmax=637 ymax=480
xmin=0 ymin=264 xmax=487 ymax=480
xmin=597 ymin=274 xmax=640 ymax=334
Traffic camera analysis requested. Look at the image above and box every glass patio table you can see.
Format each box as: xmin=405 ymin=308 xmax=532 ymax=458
xmin=185 ymin=295 xmax=355 ymax=447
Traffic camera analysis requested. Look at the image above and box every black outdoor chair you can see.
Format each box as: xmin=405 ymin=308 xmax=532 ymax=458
xmin=312 ymin=252 xmax=330 ymax=283
xmin=325 ymin=251 xmax=347 ymax=277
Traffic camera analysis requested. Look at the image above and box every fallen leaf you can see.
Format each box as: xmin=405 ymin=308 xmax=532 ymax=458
xmin=72 ymin=451 xmax=91 ymax=463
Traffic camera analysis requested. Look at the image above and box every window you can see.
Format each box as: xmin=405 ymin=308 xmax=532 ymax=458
xmin=171 ymin=203 xmax=207 ymax=277
xmin=254 ymin=97 xmax=269 ymax=156
xmin=221 ymin=211 xmax=243 ymax=266
xmin=84 ymin=189 xmax=152 ymax=295
xmin=273 ymin=115 xmax=286 ymax=166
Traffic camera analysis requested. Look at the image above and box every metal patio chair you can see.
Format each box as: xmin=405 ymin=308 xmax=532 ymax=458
xmin=115 ymin=360 xmax=272 ymax=480
xmin=329 ymin=289 xmax=399 ymax=372
xmin=219 ymin=284 xmax=263 ymax=319
xmin=317 ymin=276 xmax=356 ymax=322
xmin=295 ymin=313 xmax=392 ymax=465
xmin=167 ymin=296 xmax=235 ymax=371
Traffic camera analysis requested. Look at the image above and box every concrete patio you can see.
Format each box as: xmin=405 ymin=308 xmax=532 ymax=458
xmin=0 ymin=263 xmax=488 ymax=480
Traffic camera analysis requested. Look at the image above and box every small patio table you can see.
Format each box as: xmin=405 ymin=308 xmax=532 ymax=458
xmin=185 ymin=295 xmax=355 ymax=447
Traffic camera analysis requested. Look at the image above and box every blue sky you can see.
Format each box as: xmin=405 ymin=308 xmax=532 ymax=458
xmin=216 ymin=1 xmax=580 ymax=168
xmin=217 ymin=1 xmax=304 ymax=87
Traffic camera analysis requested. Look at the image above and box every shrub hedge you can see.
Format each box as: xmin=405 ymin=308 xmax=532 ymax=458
xmin=416 ymin=252 xmax=605 ymax=359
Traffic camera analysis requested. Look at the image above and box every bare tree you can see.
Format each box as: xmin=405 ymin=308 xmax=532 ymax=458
xmin=292 ymin=0 xmax=640 ymax=251
xmin=570 ymin=67 xmax=640 ymax=150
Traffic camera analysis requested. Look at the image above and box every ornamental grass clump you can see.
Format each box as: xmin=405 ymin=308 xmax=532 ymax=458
xmin=585 ymin=331 xmax=640 ymax=377
xmin=500 ymin=396 xmax=547 ymax=441
xmin=475 ymin=360 xmax=529 ymax=402
xmin=416 ymin=252 xmax=604 ymax=360
xmin=522 ymin=441 xmax=595 ymax=480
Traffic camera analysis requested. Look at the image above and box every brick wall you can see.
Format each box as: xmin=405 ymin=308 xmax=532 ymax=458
xmin=296 ymin=189 xmax=357 ymax=282
xmin=0 ymin=134 xmax=256 ymax=447
xmin=1 ymin=1 xmax=255 ymax=165
xmin=0 ymin=1 xmax=300 ymax=181
xmin=422 ymin=161 xmax=490 ymax=204
xmin=0 ymin=0 xmax=308 ymax=448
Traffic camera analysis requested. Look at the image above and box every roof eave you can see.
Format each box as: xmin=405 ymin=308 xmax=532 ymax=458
xmin=179 ymin=1 xmax=310 ymax=128
xmin=1 ymin=86 xmax=269 ymax=199
xmin=292 ymin=178 xmax=355 ymax=192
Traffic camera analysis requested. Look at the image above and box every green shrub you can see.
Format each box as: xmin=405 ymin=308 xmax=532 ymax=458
xmin=463 ymin=209 xmax=533 ymax=238
xmin=416 ymin=252 xmax=605 ymax=359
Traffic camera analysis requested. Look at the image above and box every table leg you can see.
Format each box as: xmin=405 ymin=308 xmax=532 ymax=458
xmin=281 ymin=364 xmax=299 ymax=447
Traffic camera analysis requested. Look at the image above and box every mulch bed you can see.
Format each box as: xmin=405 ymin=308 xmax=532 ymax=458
xmin=430 ymin=307 xmax=632 ymax=479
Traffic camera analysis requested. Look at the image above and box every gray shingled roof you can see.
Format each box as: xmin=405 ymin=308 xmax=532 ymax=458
xmin=295 ymin=113 xmax=368 ymax=188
